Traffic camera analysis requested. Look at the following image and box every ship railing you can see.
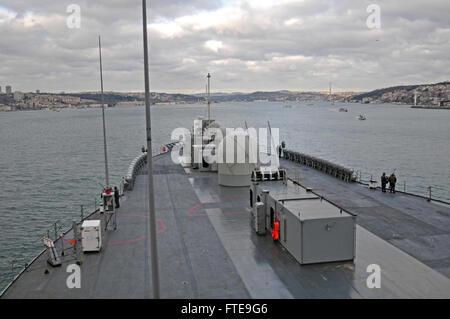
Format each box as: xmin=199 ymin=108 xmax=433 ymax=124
xmin=283 ymin=149 xmax=356 ymax=182
xmin=123 ymin=153 xmax=147 ymax=191
xmin=355 ymin=170 xmax=449 ymax=204
xmin=282 ymin=149 xmax=449 ymax=204
xmin=123 ymin=142 xmax=179 ymax=192
xmin=0 ymin=199 xmax=101 ymax=297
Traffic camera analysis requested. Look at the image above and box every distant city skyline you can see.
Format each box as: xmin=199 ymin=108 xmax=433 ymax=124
xmin=0 ymin=1 xmax=449 ymax=93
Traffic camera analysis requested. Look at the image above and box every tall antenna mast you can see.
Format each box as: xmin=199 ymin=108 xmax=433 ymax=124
xmin=141 ymin=0 xmax=160 ymax=299
xmin=207 ymin=73 xmax=211 ymax=120
xmin=205 ymin=84 xmax=208 ymax=116
xmin=329 ymin=82 xmax=332 ymax=103
xmin=98 ymin=35 xmax=109 ymax=187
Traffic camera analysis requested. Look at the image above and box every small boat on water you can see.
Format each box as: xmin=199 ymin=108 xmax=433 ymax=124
xmin=358 ymin=114 xmax=366 ymax=120
xmin=339 ymin=107 xmax=348 ymax=112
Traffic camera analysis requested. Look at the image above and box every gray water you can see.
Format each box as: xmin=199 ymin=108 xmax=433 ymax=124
xmin=1 ymin=101 xmax=449 ymax=291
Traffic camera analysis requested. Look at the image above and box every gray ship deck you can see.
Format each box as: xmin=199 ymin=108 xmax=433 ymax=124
xmin=2 ymin=152 xmax=450 ymax=298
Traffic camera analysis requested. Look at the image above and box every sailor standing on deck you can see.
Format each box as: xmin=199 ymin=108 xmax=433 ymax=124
xmin=389 ymin=173 xmax=397 ymax=194
xmin=381 ymin=172 xmax=388 ymax=193
xmin=278 ymin=141 xmax=286 ymax=158
xmin=114 ymin=186 xmax=120 ymax=208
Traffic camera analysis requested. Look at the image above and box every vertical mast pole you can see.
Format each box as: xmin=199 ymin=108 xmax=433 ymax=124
xmin=207 ymin=73 xmax=211 ymax=120
xmin=98 ymin=36 xmax=109 ymax=187
xmin=329 ymin=82 xmax=332 ymax=103
xmin=141 ymin=0 xmax=160 ymax=299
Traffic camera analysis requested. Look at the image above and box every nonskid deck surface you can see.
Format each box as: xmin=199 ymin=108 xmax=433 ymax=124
xmin=2 ymin=152 xmax=450 ymax=298
xmin=280 ymin=158 xmax=450 ymax=279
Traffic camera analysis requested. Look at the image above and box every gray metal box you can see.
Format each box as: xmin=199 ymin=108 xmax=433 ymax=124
xmin=251 ymin=202 xmax=266 ymax=235
xmin=280 ymin=199 xmax=355 ymax=264
xmin=252 ymin=180 xmax=355 ymax=264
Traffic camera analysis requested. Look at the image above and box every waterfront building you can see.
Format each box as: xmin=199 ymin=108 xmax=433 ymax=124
xmin=0 ymin=105 xmax=12 ymax=111
xmin=14 ymin=91 xmax=24 ymax=101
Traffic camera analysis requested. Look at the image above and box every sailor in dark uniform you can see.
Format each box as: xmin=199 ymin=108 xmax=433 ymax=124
xmin=381 ymin=172 xmax=388 ymax=193
xmin=389 ymin=173 xmax=397 ymax=193
xmin=114 ymin=186 xmax=120 ymax=208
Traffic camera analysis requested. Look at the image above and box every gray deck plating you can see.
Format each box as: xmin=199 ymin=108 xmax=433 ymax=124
xmin=2 ymin=152 xmax=450 ymax=298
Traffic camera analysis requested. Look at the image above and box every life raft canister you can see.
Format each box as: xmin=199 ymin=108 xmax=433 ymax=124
xmin=272 ymin=220 xmax=280 ymax=240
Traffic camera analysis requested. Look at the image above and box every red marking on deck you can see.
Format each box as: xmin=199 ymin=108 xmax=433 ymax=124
xmin=103 ymin=214 xmax=165 ymax=246
xmin=61 ymin=215 xmax=165 ymax=246
xmin=334 ymin=201 xmax=346 ymax=208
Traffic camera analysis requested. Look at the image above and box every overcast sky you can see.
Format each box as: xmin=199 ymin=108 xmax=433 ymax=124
xmin=0 ymin=0 xmax=449 ymax=93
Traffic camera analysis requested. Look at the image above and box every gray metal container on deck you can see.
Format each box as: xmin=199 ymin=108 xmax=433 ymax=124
xmin=251 ymin=180 xmax=355 ymax=264
xmin=250 ymin=202 xmax=266 ymax=235
xmin=280 ymin=199 xmax=355 ymax=264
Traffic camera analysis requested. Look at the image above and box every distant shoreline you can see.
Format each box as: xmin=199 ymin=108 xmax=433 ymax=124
xmin=2 ymin=100 xmax=450 ymax=112
xmin=411 ymin=105 xmax=450 ymax=110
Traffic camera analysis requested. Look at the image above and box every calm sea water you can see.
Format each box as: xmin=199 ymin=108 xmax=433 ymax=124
xmin=1 ymin=101 xmax=449 ymax=291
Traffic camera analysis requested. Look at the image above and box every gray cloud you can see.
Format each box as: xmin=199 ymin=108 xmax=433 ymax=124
xmin=0 ymin=0 xmax=449 ymax=93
